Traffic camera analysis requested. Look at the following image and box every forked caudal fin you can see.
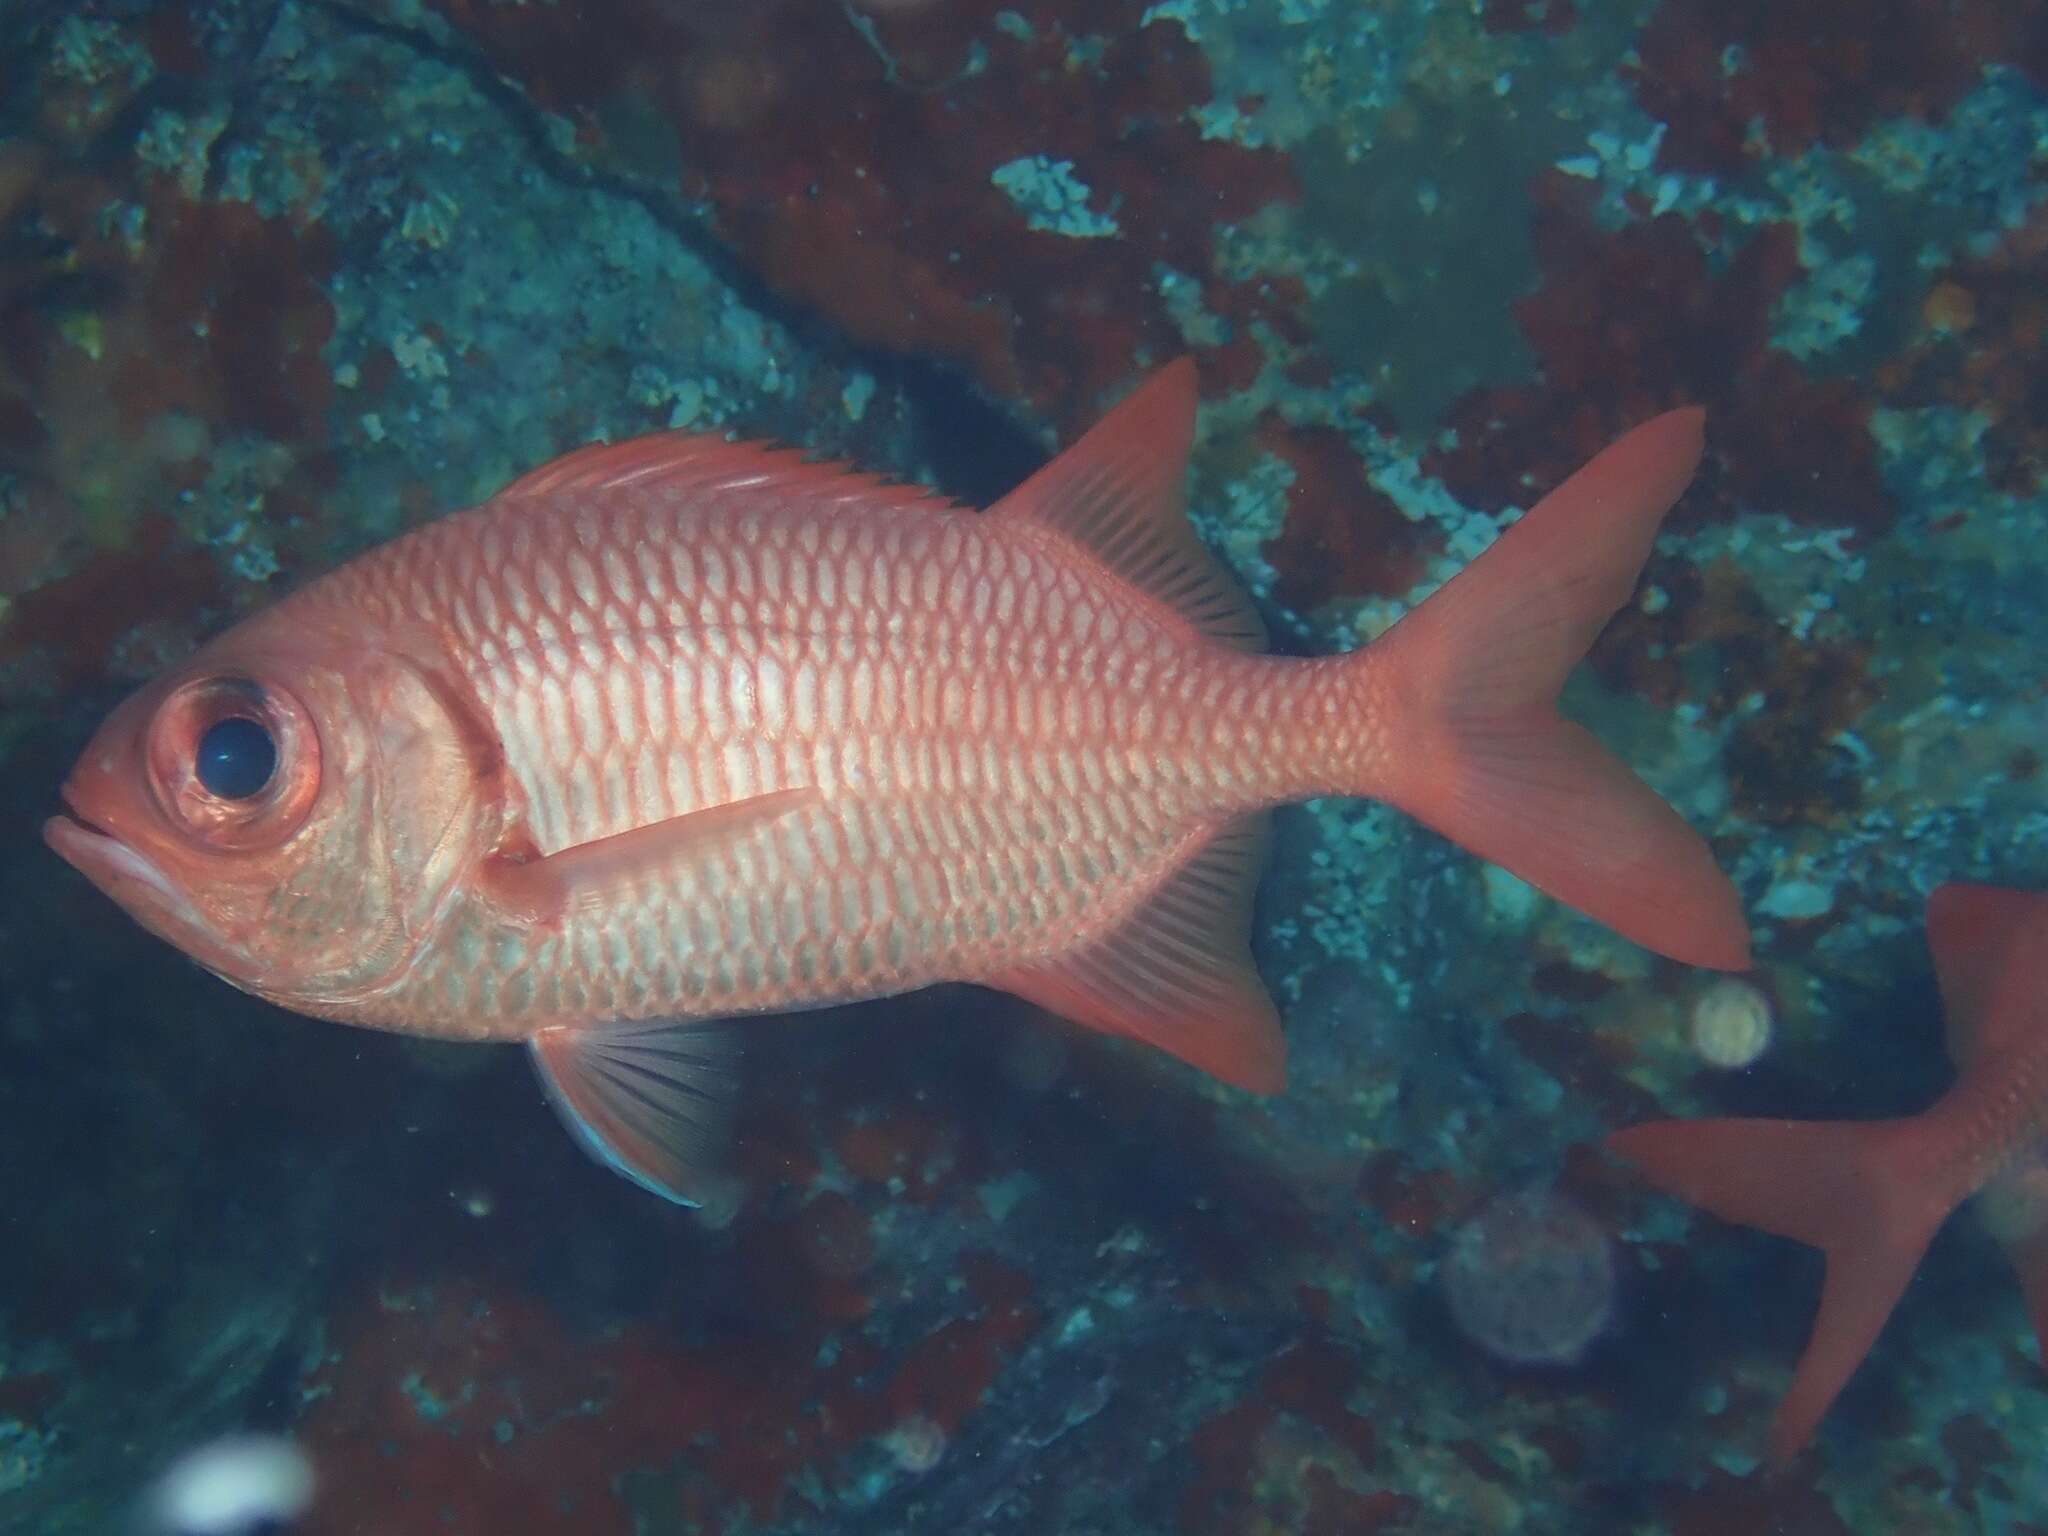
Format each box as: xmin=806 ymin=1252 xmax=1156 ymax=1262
xmin=982 ymin=378 xmax=1738 ymax=1092
xmin=1608 ymin=1115 xmax=1956 ymax=1461
xmin=1368 ymin=409 xmax=1750 ymax=971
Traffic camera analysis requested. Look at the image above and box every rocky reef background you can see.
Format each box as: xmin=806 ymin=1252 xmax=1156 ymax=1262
xmin=1 ymin=1 xmax=2045 ymax=1531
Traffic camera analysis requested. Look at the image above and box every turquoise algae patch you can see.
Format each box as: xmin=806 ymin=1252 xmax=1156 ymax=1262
xmin=1147 ymin=0 xmax=1661 ymax=428
xmin=991 ymin=155 xmax=1123 ymax=239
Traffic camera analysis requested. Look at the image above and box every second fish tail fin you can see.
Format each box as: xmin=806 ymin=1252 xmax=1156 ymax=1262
xmin=1369 ymin=407 xmax=1749 ymax=970
xmin=1608 ymin=1114 xmax=1960 ymax=1462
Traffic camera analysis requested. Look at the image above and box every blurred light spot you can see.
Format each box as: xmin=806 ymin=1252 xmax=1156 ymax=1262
xmin=1688 ymin=976 xmax=1773 ymax=1070
xmin=686 ymin=1169 xmax=747 ymax=1232
xmin=1442 ymin=1189 xmax=1617 ymax=1367
xmin=140 ymin=1434 xmax=314 ymax=1536
xmin=881 ymin=1412 xmax=947 ymax=1474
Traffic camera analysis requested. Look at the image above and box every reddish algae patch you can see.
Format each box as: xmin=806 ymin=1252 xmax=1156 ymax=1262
xmin=1432 ymin=176 xmax=1893 ymax=540
xmin=299 ymin=1254 xmax=1040 ymax=1535
xmin=1259 ymin=421 xmax=1436 ymax=610
xmin=1631 ymin=0 xmax=2035 ymax=176
xmin=1182 ymin=1344 xmax=1416 ymax=1535
xmin=424 ymin=0 xmax=1298 ymax=431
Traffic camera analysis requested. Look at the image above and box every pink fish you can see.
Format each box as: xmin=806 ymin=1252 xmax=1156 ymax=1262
xmin=1611 ymin=883 xmax=2048 ymax=1461
xmin=48 ymin=362 xmax=1746 ymax=1202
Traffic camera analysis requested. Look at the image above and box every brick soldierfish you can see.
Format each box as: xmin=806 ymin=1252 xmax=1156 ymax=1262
xmin=1611 ymin=883 xmax=2048 ymax=1461
xmin=47 ymin=362 xmax=1747 ymax=1204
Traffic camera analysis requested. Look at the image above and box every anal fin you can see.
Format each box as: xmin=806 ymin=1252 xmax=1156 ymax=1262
xmin=993 ymin=814 xmax=1285 ymax=1093
xmin=529 ymin=1018 xmax=741 ymax=1206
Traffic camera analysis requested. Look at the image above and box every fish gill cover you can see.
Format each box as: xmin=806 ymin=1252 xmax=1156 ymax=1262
xmin=0 ymin=0 xmax=2045 ymax=1532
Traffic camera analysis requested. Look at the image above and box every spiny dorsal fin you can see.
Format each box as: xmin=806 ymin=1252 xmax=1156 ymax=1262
xmin=985 ymin=360 xmax=1266 ymax=652
xmin=495 ymin=430 xmax=954 ymax=519
xmin=993 ymin=813 xmax=1284 ymax=1092
xmin=1926 ymin=883 xmax=2048 ymax=1068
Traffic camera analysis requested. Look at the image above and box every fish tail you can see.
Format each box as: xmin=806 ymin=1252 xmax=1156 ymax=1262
xmin=1368 ymin=408 xmax=1749 ymax=970
xmin=1608 ymin=1114 xmax=1957 ymax=1461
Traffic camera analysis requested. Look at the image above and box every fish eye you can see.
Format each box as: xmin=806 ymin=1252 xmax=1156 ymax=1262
xmin=195 ymin=716 xmax=278 ymax=800
xmin=146 ymin=674 xmax=320 ymax=849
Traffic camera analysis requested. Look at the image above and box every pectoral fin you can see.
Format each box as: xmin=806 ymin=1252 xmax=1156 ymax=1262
xmin=529 ymin=1018 xmax=741 ymax=1206
xmin=483 ymin=785 xmax=822 ymax=922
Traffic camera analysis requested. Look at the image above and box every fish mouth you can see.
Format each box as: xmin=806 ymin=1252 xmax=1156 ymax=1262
xmin=44 ymin=804 xmax=206 ymax=935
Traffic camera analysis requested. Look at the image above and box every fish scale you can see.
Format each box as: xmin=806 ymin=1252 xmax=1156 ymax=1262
xmin=47 ymin=361 xmax=1748 ymax=1204
xmin=327 ymin=483 xmax=1256 ymax=1040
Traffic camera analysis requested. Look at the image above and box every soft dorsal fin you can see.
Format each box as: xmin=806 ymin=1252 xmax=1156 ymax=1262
xmin=985 ymin=360 xmax=1266 ymax=651
xmin=495 ymin=430 xmax=953 ymax=519
xmin=1925 ymin=883 xmax=2048 ymax=1067
xmin=530 ymin=1017 xmax=740 ymax=1206
xmin=992 ymin=813 xmax=1285 ymax=1092
xmin=481 ymin=786 xmax=822 ymax=924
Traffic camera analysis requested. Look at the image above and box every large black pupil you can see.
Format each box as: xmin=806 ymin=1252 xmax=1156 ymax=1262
xmin=195 ymin=716 xmax=277 ymax=800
